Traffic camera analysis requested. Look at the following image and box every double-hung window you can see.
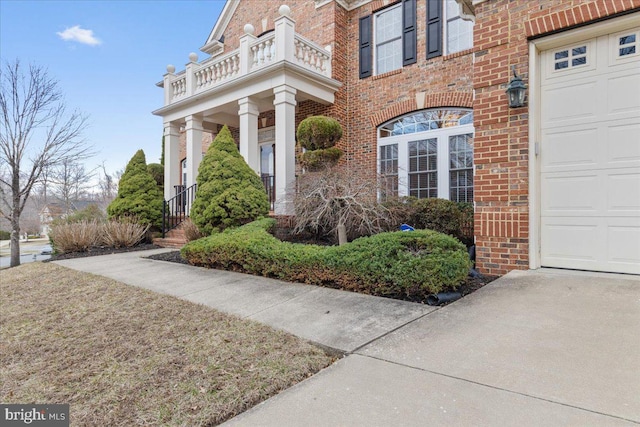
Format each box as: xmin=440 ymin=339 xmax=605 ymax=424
xmin=375 ymin=5 xmax=403 ymax=74
xmin=427 ymin=0 xmax=475 ymax=58
xmin=378 ymin=109 xmax=474 ymax=203
xmin=359 ymin=0 xmax=416 ymax=78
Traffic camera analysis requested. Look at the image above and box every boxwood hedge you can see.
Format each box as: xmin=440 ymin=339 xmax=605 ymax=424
xmin=181 ymin=218 xmax=470 ymax=300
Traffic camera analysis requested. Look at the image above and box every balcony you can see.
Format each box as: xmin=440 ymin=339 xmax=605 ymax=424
xmin=159 ymin=5 xmax=332 ymax=108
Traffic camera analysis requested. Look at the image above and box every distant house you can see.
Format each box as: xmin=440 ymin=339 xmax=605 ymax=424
xmin=40 ymin=201 xmax=101 ymax=236
xmin=154 ymin=0 xmax=640 ymax=275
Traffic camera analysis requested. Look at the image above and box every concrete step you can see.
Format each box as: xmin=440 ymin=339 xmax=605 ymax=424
xmin=153 ymin=237 xmax=187 ymax=249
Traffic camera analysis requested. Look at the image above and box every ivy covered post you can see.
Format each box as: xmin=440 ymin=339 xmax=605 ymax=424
xmin=107 ymin=149 xmax=164 ymax=228
xmin=190 ymin=125 xmax=269 ymax=235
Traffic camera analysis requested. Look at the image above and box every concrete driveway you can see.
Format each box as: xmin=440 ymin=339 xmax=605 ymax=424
xmin=224 ymin=269 xmax=640 ymax=426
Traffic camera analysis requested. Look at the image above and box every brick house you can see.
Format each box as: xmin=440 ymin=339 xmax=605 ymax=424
xmin=153 ymin=0 xmax=640 ymax=275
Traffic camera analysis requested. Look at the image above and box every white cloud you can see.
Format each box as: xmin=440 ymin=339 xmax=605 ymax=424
xmin=57 ymin=25 xmax=101 ymax=46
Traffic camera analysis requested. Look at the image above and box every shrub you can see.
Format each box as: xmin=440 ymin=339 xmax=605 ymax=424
xmin=190 ymin=125 xmax=269 ymax=235
xmin=299 ymin=147 xmax=343 ymax=171
xmin=384 ymin=197 xmax=473 ymax=243
xmin=296 ymin=116 xmax=343 ymax=151
xmin=101 ymin=220 xmax=149 ymax=248
xmin=0 ymin=230 xmax=10 ymax=240
xmin=147 ymin=163 xmax=164 ymax=189
xmin=49 ymin=220 xmax=101 ymax=253
xmin=63 ymin=204 xmax=106 ymax=224
xmin=182 ymin=218 xmax=470 ymax=300
xmin=181 ymin=218 xmax=205 ymax=242
xmin=107 ymin=150 xmax=164 ymax=229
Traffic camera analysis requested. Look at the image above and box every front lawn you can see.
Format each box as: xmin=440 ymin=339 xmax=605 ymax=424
xmin=0 ymin=263 xmax=333 ymax=426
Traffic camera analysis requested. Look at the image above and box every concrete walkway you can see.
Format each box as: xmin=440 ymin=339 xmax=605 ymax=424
xmin=54 ymin=251 xmax=640 ymax=426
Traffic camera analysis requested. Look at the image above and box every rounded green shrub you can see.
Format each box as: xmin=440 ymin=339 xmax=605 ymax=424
xmin=296 ymin=116 xmax=343 ymax=151
xmin=189 ymin=125 xmax=269 ymax=235
xmin=299 ymin=147 xmax=344 ymax=171
xmin=182 ymin=219 xmax=470 ymax=301
xmin=107 ymin=149 xmax=164 ymax=228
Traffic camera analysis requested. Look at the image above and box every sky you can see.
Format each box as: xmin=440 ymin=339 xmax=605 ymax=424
xmin=0 ymin=0 xmax=226 ymax=179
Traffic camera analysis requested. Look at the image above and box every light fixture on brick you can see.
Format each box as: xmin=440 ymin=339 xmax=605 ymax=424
xmin=506 ymin=65 xmax=527 ymax=108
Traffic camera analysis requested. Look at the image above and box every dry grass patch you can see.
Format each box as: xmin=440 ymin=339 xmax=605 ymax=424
xmin=0 ymin=263 xmax=333 ymax=426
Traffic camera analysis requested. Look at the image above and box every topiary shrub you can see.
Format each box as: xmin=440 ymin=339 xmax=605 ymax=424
xmin=296 ymin=116 xmax=343 ymax=151
xmin=189 ymin=125 xmax=269 ymax=235
xmin=107 ymin=150 xmax=164 ymax=229
xmin=182 ymin=218 xmax=470 ymax=300
xmin=297 ymin=116 xmax=343 ymax=170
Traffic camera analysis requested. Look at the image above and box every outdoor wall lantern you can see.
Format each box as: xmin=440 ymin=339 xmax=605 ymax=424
xmin=506 ymin=65 xmax=527 ymax=108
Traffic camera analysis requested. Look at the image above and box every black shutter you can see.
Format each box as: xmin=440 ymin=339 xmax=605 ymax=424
xmin=426 ymin=0 xmax=442 ymax=59
xmin=402 ymin=0 xmax=417 ymax=66
xmin=359 ymin=15 xmax=372 ymax=79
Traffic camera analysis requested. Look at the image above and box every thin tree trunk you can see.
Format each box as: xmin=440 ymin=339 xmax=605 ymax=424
xmin=10 ymin=218 xmax=20 ymax=267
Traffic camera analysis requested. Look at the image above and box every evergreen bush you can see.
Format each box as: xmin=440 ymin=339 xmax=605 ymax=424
xmin=182 ymin=218 xmax=470 ymax=300
xmin=107 ymin=150 xmax=163 ymax=228
xmin=296 ymin=116 xmax=343 ymax=150
xmin=147 ymin=163 xmax=164 ymax=189
xmin=189 ymin=125 xmax=269 ymax=235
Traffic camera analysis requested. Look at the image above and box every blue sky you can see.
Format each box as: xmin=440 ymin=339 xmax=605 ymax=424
xmin=0 ymin=0 xmax=225 ymax=179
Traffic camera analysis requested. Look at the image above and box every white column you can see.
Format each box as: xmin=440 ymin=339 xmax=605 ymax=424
xmin=238 ymin=97 xmax=260 ymax=174
xmin=273 ymin=84 xmax=297 ymax=215
xmin=239 ymin=24 xmax=257 ymax=75
xmin=185 ymin=115 xmax=203 ymax=189
xmin=163 ymin=122 xmax=181 ymax=201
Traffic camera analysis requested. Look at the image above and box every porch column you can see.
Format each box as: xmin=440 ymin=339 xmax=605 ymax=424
xmin=273 ymin=84 xmax=297 ymax=215
xmin=185 ymin=114 xmax=203 ymax=189
xmin=163 ymin=122 xmax=180 ymax=201
xmin=238 ymin=97 xmax=260 ymax=174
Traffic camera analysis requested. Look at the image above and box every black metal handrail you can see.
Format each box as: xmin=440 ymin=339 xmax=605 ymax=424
xmin=162 ymin=184 xmax=197 ymax=237
xmin=261 ymin=175 xmax=275 ymax=211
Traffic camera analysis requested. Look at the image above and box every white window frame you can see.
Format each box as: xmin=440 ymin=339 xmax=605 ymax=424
xmin=377 ymin=110 xmax=474 ymax=202
xmin=373 ymin=3 xmax=403 ymax=75
xmin=444 ymin=0 xmax=474 ymax=55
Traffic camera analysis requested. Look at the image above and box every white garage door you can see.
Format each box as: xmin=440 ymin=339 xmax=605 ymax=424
xmin=540 ymin=24 xmax=640 ymax=275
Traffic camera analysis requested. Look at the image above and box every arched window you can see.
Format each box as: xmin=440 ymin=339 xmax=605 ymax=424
xmin=378 ymin=108 xmax=474 ymax=203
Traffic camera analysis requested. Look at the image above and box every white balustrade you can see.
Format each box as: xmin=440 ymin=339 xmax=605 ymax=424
xmin=250 ymin=33 xmax=276 ymax=70
xmin=165 ymin=27 xmax=331 ymax=104
xmin=294 ymin=35 xmax=331 ymax=76
xmin=170 ymin=75 xmax=187 ymax=100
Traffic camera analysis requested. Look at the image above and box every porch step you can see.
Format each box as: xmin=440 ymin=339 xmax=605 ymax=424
xmin=153 ymin=225 xmax=188 ymax=249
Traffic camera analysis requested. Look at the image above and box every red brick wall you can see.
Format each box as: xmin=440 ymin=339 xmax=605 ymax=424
xmin=343 ymin=0 xmax=474 ymax=179
xmin=473 ymin=0 xmax=640 ymax=275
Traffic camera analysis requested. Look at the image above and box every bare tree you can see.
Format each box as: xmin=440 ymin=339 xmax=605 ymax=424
xmin=96 ymin=162 xmax=120 ymax=211
xmin=50 ymin=157 xmax=96 ymax=213
xmin=0 ymin=60 xmax=90 ymax=267
xmin=292 ymin=166 xmax=393 ymax=245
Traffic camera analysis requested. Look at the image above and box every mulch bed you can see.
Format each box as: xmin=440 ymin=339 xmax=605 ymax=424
xmin=45 ymin=243 xmax=162 ymax=262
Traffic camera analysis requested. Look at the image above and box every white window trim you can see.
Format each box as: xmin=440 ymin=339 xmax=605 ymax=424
xmin=378 ymin=123 xmax=475 ymax=200
xmin=373 ymin=3 xmax=402 ymax=75
xmin=444 ymin=0 xmax=475 ymax=55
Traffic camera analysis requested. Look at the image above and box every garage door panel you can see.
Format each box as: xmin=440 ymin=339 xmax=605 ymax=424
xmin=541 ymin=218 xmax=603 ymax=268
xmin=541 ymin=126 xmax=599 ymax=172
xmin=607 ymin=221 xmax=640 ymax=274
xmin=541 ymin=173 xmax=602 ymax=215
xmin=541 ymin=81 xmax=598 ymax=127
xmin=606 ymin=72 xmax=640 ymax=117
xmin=607 ymin=122 xmax=640 ymax=166
xmin=607 ymin=171 xmax=640 ymax=213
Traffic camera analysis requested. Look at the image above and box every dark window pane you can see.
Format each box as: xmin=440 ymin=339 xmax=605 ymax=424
xmin=555 ymin=50 xmax=568 ymax=59
xmin=620 ymin=46 xmax=636 ymax=56
xmin=619 ymin=34 xmax=636 ymax=45
xmin=555 ymin=61 xmax=568 ymax=70
xmin=572 ymin=46 xmax=586 ymax=55
xmin=572 ymin=57 xmax=587 ymax=66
